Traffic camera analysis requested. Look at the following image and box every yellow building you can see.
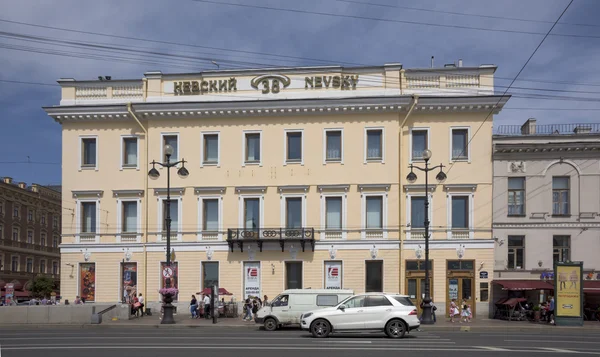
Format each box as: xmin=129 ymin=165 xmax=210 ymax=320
xmin=43 ymin=63 xmax=508 ymax=316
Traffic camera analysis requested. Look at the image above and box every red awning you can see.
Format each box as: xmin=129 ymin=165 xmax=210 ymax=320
xmin=493 ymin=280 xmax=554 ymax=291
xmin=584 ymin=281 xmax=600 ymax=293
xmin=1 ymin=290 xmax=31 ymax=298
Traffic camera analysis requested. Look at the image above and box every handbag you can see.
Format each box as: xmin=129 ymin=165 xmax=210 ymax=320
xmin=134 ymin=302 xmax=142 ymax=308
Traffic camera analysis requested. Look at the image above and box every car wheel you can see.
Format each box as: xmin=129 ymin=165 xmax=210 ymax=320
xmin=264 ymin=318 xmax=277 ymax=331
xmin=310 ymin=319 xmax=331 ymax=338
xmin=385 ymin=319 xmax=406 ymax=339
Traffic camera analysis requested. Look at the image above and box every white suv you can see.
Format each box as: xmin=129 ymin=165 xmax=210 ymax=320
xmin=300 ymin=293 xmax=419 ymax=338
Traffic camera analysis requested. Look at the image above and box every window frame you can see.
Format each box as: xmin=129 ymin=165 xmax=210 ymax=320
xmin=364 ymin=127 xmax=385 ymax=163
xmin=507 ymin=235 xmax=525 ymax=270
xmin=13 ymin=204 xmax=20 ymax=218
xmin=11 ymin=255 xmax=19 ymax=272
xmin=28 ymin=209 xmax=34 ymax=222
xmin=283 ymin=129 xmax=304 ymax=165
xmin=242 ymin=130 xmax=262 ymax=166
xmin=200 ymin=131 xmax=220 ymax=167
xmin=447 ymin=192 xmax=474 ymax=239
xmin=26 ymin=257 xmax=33 ymax=273
xmin=508 ymin=177 xmax=526 ymax=216
xmin=285 ymin=261 xmax=303 ymax=290
xmin=12 ymin=227 xmax=19 ymax=241
xmin=323 ymin=128 xmax=344 ymax=164
xmin=41 ymin=233 xmax=46 ymax=247
xmin=79 ymin=135 xmax=98 ymax=171
xmin=53 ymin=235 xmax=59 ymax=248
xmin=409 ymin=127 xmax=430 ymax=163
xmin=280 ymin=193 xmax=306 ymax=229
xmin=117 ymin=198 xmax=142 ymax=242
xmin=27 ymin=230 xmax=33 ymax=244
xmin=40 ymin=259 xmax=46 ymax=274
xmin=157 ymin=196 xmax=183 ymax=242
xmin=197 ymin=195 xmax=223 ymax=241
xmin=120 ymin=135 xmax=139 ymax=170
xmin=553 ymin=235 xmax=571 ymax=263
xmin=201 ymin=261 xmax=220 ymax=290
xmin=160 ymin=132 xmax=180 ymax=163
xmin=365 ymin=260 xmax=384 ymax=293
xmin=406 ymin=193 xmax=433 ymax=239
xmin=361 ymin=193 xmax=388 ymax=239
xmin=238 ymin=194 xmax=264 ymax=231
xmin=449 ymin=127 xmax=471 ymax=162
xmin=480 ymin=282 xmax=489 ymax=302
xmin=320 ymin=193 xmax=347 ymax=240
xmin=77 ymin=199 xmax=100 ymax=242
xmin=552 ymin=176 xmax=570 ymax=216
xmin=52 ymin=261 xmax=59 ymax=275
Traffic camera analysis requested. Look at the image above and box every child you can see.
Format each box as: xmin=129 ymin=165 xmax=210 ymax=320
xmin=466 ymin=304 xmax=472 ymax=322
xmin=460 ymin=302 xmax=469 ymax=323
xmin=449 ymin=299 xmax=459 ymax=323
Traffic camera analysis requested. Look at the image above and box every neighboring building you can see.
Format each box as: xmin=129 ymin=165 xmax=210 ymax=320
xmin=0 ymin=177 xmax=61 ymax=301
xmin=43 ymin=62 xmax=507 ymax=315
xmin=491 ymin=119 xmax=600 ymax=313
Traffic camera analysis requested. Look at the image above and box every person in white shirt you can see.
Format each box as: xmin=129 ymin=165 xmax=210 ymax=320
xmin=203 ymin=294 xmax=211 ymax=319
xmin=137 ymin=294 xmax=145 ymax=317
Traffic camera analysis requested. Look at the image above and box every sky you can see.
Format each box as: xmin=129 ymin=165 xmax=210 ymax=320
xmin=0 ymin=0 xmax=599 ymax=185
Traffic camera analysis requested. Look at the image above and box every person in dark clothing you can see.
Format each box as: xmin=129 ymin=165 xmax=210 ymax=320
xmin=190 ymin=295 xmax=198 ymax=319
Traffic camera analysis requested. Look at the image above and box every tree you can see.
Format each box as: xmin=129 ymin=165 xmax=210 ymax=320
xmin=30 ymin=275 xmax=55 ymax=299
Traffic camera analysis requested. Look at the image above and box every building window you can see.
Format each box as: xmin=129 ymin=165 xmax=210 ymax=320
xmin=508 ymin=177 xmax=525 ymax=216
xmin=244 ymin=133 xmax=261 ymax=164
xmin=81 ymin=137 xmax=97 ymax=168
xmin=122 ymin=137 xmax=138 ymax=168
xmin=53 ymin=215 xmax=58 ymax=228
xmin=202 ymin=199 xmax=219 ymax=232
xmin=325 ymin=197 xmax=342 ymax=230
xmin=451 ymin=128 xmax=469 ymax=160
xmin=53 ymin=236 xmax=59 ymax=248
xmin=41 ymin=213 xmax=46 ymax=225
xmin=52 ymin=261 xmax=59 ymax=275
xmin=366 ymin=261 xmax=383 ymax=292
xmin=507 ymin=236 xmax=525 ymax=269
xmin=0 ymin=201 xmax=4 ymax=216
xmin=451 ymin=196 xmax=469 ymax=228
xmin=286 ymin=131 xmax=302 ymax=163
xmin=162 ymin=134 xmax=179 ymax=162
xmin=366 ymin=129 xmax=383 ymax=161
xmin=480 ymin=282 xmax=489 ymax=302
xmin=411 ymin=129 xmax=428 ymax=160
xmin=285 ymin=262 xmax=303 ymax=289
xmin=410 ymin=196 xmax=426 ymax=228
xmin=202 ymin=262 xmax=219 ymax=290
xmin=243 ymin=198 xmax=260 ymax=230
xmin=121 ymin=201 xmax=138 ymax=233
xmin=285 ymin=197 xmax=302 ymax=229
xmin=11 ymin=256 xmax=19 ymax=271
xmin=0 ymin=224 xmax=3 ymax=239
xmin=27 ymin=231 xmax=33 ymax=244
xmin=26 ymin=258 xmax=33 ymax=273
xmin=12 ymin=228 xmax=19 ymax=241
xmin=553 ymin=235 xmax=570 ymax=263
xmin=40 ymin=260 xmax=46 ymax=274
xmin=552 ymin=177 xmax=570 ymax=215
xmin=366 ymin=196 xmax=383 ymax=229
xmin=41 ymin=233 xmax=46 ymax=246
xmin=202 ymin=133 xmax=219 ymax=165
xmin=325 ymin=130 xmax=342 ymax=162
xmin=28 ymin=210 xmax=34 ymax=222
xmin=13 ymin=206 xmax=19 ymax=218
xmin=162 ymin=199 xmax=179 ymax=233
xmin=81 ymin=202 xmax=97 ymax=233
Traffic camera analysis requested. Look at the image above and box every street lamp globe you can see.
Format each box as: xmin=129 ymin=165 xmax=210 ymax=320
xmin=148 ymin=167 xmax=160 ymax=178
xmin=422 ymin=149 xmax=432 ymax=160
xmin=436 ymin=168 xmax=447 ymax=183
xmin=177 ymin=165 xmax=189 ymax=178
xmin=406 ymin=170 xmax=417 ymax=183
xmin=164 ymin=144 xmax=175 ymax=157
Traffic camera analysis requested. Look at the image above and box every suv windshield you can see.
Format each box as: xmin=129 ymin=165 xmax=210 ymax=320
xmin=391 ymin=296 xmax=414 ymax=306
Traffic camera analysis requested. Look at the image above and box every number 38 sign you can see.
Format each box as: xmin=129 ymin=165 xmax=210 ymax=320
xmin=251 ymin=74 xmax=291 ymax=94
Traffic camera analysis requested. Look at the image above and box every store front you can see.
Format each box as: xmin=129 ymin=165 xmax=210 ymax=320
xmin=404 ymin=260 xmax=433 ymax=313
xmin=446 ymin=260 xmax=476 ymax=317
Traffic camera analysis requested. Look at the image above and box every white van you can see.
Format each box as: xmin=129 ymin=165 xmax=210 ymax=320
xmin=255 ymin=289 xmax=354 ymax=331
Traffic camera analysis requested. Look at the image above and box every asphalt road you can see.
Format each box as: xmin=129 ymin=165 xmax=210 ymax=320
xmin=1 ymin=326 xmax=599 ymax=356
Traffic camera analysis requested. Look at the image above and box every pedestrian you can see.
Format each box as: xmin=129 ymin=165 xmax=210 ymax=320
xmin=263 ymin=295 xmax=269 ymax=307
xmin=460 ymin=301 xmax=469 ymax=323
xmin=74 ymin=296 xmax=82 ymax=305
xmin=190 ymin=295 xmax=198 ymax=319
xmin=449 ymin=299 xmax=459 ymax=323
xmin=252 ymin=298 xmax=259 ymax=320
xmin=203 ymin=293 xmax=211 ymax=319
xmin=548 ymin=296 xmax=555 ymax=325
xmin=137 ymin=294 xmax=145 ymax=317
xmin=242 ymin=298 xmax=252 ymax=321
xmin=466 ymin=304 xmax=472 ymax=322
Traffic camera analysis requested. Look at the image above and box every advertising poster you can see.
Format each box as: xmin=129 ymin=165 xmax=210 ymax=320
xmin=448 ymin=279 xmax=459 ymax=301
xmin=80 ymin=263 xmax=96 ymax=302
xmin=244 ymin=262 xmax=260 ymax=299
xmin=324 ymin=261 xmax=342 ymax=289
xmin=160 ymin=262 xmax=178 ymax=292
xmin=5 ymin=283 xmax=14 ymax=305
xmin=555 ymin=263 xmax=582 ymax=317
xmin=122 ymin=263 xmax=137 ymax=303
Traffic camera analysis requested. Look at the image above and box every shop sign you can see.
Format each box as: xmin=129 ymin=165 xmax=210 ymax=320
xmin=555 ymin=262 xmax=582 ymax=318
xmin=479 ymin=271 xmax=488 ymax=279
xmin=174 ymin=78 xmax=237 ymax=95
xmin=160 ymin=262 xmax=179 ymax=296
xmin=80 ymin=263 xmax=96 ymax=302
xmin=122 ymin=263 xmax=138 ymax=303
xmin=305 ymin=75 xmax=359 ymax=90
xmin=244 ymin=262 xmax=260 ymax=299
xmin=448 ymin=278 xmax=459 ymax=301
xmin=325 ymin=261 xmax=342 ymax=289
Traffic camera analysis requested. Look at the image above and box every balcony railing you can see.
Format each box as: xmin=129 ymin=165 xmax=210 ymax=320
xmin=495 ymin=123 xmax=600 ymax=136
xmin=450 ymin=229 xmax=471 ymax=239
xmin=78 ymin=233 xmax=97 ymax=243
xmin=322 ymin=230 xmax=343 ymax=240
xmin=227 ymin=228 xmax=315 ymax=252
xmin=0 ymin=239 xmax=60 ymax=254
xmin=199 ymin=231 xmax=220 ymax=241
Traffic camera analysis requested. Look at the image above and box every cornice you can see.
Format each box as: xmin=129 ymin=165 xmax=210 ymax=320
xmin=494 ymin=142 xmax=600 ymax=155
xmin=494 ymin=222 xmax=600 ymax=228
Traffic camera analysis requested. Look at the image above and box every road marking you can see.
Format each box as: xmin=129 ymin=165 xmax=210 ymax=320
xmin=0 ymin=336 xmax=453 ymax=342
xmin=538 ymin=347 xmax=581 ymax=354
xmin=482 ymin=334 xmax=599 ymax=339
xmin=477 ymin=346 xmax=511 ymax=351
xmin=314 ymin=340 xmax=372 ymax=344
xmin=506 ymin=339 xmax=600 ymax=345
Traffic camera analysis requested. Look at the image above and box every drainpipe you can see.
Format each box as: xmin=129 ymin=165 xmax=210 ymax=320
xmin=398 ymin=95 xmax=418 ymax=293
xmin=127 ymin=103 xmax=149 ymax=302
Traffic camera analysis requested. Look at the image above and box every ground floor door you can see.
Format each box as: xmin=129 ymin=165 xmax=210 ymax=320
xmin=405 ymin=276 xmax=433 ymax=314
xmin=447 ymin=275 xmax=475 ymax=318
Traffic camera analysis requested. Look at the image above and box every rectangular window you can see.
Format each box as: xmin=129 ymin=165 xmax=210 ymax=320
xmin=451 ymin=129 xmax=469 ymax=160
xmin=244 ymin=198 xmax=260 ymax=230
xmin=411 ymin=129 xmax=428 ymax=160
xmin=245 ymin=133 xmax=261 ymax=163
xmin=13 ymin=206 xmax=19 ymax=218
xmin=366 ymin=196 xmax=383 ymax=229
xmin=53 ymin=215 xmax=58 ymax=228
xmin=325 ymin=197 xmax=342 ymax=230
xmin=202 ymin=199 xmax=219 ymax=231
xmin=12 ymin=228 xmax=19 ymax=241
xmin=507 ymin=236 xmax=525 ymax=269
xmin=122 ymin=137 xmax=138 ymax=168
xmin=40 ymin=260 xmax=46 ymax=274
xmin=121 ymin=201 xmax=138 ymax=233
xmin=552 ymin=177 xmax=570 ymax=215
xmin=12 ymin=256 xmax=18 ymax=271
xmin=81 ymin=137 xmax=97 ymax=167
xmin=451 ymin=196 xmax=469 ymax=228
xmin=41 ymin=233 xmax=46 ymax=246
xmin=325 ymin=130 xmax=342 ymax=161
xmin=553 ymin=235 xmax=570 ymax=263
xmin=26 ymin=258 xmax=33 ymax=273
xmin=202 ymin=262 xmax=219 ymax=290
xmin=508 ymin=177 xmax=525 ymax=216
xmin=53 ymin=236 xmax=59 ymax=248
xmin=286 ymin=131 xmax=302 ymax=163
xmin=0 ymin=224 xmax=3 ymax=239
xmin=411 ymin=196 xmax=426 ymax=228
xmin=366 ymin=129 xmax=382 ymax=160
xmin=316 ymin=295 xmax=339 ymax=306
xmin=41 ymin=214 xmax=46 ymax=225
xmin=285 ymin=262 xmax=303 ymax=289
xmin=480 ymin=282 xmax=489 ymax=302
xmin=365 ymin=261 xmax=383 ymax=292
xmin=0 ymin=201 xmax=3 ymax=216
xmin=27 ymin=231 xmax=33 ymax=244
xmin=286 ymin=197 xmax=302 ymax=229
xmin=162 ymin=200 xmax=179 ymax=232
xmin=162 ymin=134 xmax=179 ymax=162
xmin=203 ymin=134 xmax=219 ymax=164
xmin=28 ymin=210 xmax=34 ymax=222
xmin=81 ymin=202 xmax=97 ymax=233
xmin=52 ymin=261 xmax=59 ymax=275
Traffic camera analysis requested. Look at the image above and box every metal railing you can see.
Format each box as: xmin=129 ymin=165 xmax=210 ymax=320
xmin=0 ymin=239 xmax=60 ymax=253
xmin=495 ymin=123 xmax=600 ymax=136
xmin=227 ymin=228 xmax=315 ymax=240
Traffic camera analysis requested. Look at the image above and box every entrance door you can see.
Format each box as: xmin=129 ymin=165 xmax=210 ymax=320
xmin=447 ymin=277 xmax=475 ymax=317
xmin=406 ymin=277 xmax=433 ymax=314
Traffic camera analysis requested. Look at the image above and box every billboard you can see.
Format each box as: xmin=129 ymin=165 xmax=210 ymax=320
xmin=325 ymin=261 xmax=342 ymax=289
xmin=555 ymin=262 xmax=583 ymax=319
xmin=122 ymin=263 xmax=137 ymax=303
xmin=80 ymin=263 xmax=96 ymax=302
xmin=244 ymin=262 xmax=260 ymax=299
xmin=160 ymin=262 xmax=178 ymax=293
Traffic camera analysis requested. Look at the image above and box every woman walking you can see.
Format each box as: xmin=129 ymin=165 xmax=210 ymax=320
xmin=190 ymin=295 xmax=198 ymax=319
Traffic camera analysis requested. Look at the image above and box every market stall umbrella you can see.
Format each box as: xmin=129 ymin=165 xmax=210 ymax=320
xmin=197 ymin=287 xmax=233 ymax=296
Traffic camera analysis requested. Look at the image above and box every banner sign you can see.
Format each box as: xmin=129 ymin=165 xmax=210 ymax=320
xmin=161 ymin=262 xmax=179 ymax=298
xmin=325 ymin=261 xmax=342 ymax=289
xmin=244 ymin=262 xmax=260 ymax=299
xmin=80 ymin=263 xmax=96 ymax=302
xmin=555 ymin=262 xmax=583 ymax=318
xmin=122 ymin=263 xmax=137 ymax=303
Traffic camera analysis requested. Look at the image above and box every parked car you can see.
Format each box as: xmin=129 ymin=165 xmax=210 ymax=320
xmin=256 ymin=289 xmax=354 ymax=331
xmin=300 ymin=293 xmax=419 ymax=338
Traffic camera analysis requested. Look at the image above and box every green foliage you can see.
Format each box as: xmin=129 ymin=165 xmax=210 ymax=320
xmin=532 ymin=305 xmax=541 ymax=311
xmin=30 ymin=276 xmax=55 ymax=299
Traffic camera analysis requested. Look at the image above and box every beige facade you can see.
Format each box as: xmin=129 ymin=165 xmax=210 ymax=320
xmin=45 ymin=63 xmax=507 ymax=315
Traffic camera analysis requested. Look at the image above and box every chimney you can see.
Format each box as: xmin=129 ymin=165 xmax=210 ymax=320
xmin=521 ymin=118 xmax=537 ymax=135
xmin=431 ymin=56 xmax=434 ymax=68
xmin=458 ymin=59 xmax=463 ymax=67
xmin=31 ymin=184 xmax=40 ymax=193
xmin=2 ymin=177 xmax=12 ymax=184
xmin=18 ymin=182 xmax=27 ymax=189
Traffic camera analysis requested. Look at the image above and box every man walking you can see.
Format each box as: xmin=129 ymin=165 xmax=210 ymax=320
xmin=203 ymin=293 xmax=211 ymax=319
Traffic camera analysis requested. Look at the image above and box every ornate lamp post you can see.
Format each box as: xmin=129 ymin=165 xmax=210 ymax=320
xmin=406 ymin=149 xmax=446 ymax=325
xmin=148 ymin=144 xmax=189 ymax=324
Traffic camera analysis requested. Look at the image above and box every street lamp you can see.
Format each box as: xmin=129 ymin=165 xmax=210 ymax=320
xmin=406 ymin=149 xmax=446 ymax=325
